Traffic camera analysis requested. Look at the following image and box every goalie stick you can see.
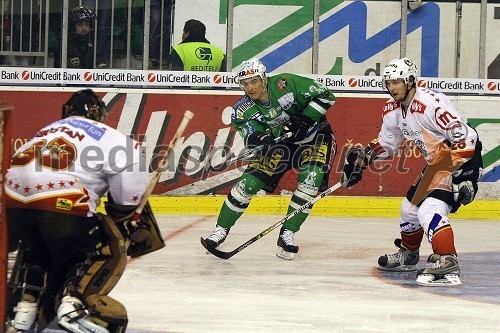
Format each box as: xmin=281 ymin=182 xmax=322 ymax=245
xmin=201 ymin=181 xmax=342 ymax=259
xmin=131 ymin=110 xmax=194 ymax=222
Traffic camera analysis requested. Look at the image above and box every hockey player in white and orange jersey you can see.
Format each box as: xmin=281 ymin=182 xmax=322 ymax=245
xmin=340 ymin=58 xmax=483 ymax=286
xmin=4 ymin=89 xmax=159 ymax=332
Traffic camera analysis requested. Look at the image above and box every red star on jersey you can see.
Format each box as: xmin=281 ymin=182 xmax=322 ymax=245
xmin=59 ymin=181 xmax=66 ymax=187
xmin=14 ymin=183 xmax=20 ymax=189
xmin=470 ymin=138 xmax=475 ymax=145
xmin=47 ymin=182 xmax=55 ymax=189
xmin=68 ymin=180 xmax=75 ymax=186
xmin=36 ymin=184 xmax=43 ymax=191
xmin=23 ymin=186 xmax=31 ymax=193
xmin=132 ymin=195 xmax=139 ymax=202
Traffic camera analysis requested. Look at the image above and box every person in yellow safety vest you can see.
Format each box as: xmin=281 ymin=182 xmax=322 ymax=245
xmin=168 ymin=19 xmax=226 ymax=72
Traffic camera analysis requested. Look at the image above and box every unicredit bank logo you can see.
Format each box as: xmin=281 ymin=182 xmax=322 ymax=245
xmin=84 ymin=72 xmax=92 ymax=81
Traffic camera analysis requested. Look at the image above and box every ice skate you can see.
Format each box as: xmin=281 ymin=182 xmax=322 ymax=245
xmin=276 ymin=227 xmax=299 ymax=260
xmin=204 ymin=224 xmax=230 ymax=248
xmin=57 ymin=296 xmax=110 ymax=333
xmin=377 ymin=238 xmax=419 ymax=271
xmin=11 ymin=300 xmax=38 ymax=331
xmin=416 ymin=254 xmax=461 ymax=286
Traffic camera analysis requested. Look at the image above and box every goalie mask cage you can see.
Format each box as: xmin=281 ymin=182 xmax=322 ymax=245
xmin=0 ymin=104 xmax=12 ymax=330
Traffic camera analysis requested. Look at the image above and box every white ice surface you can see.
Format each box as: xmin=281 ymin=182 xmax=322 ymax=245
xmin=111 ymin=215 xmax=500 ymax=333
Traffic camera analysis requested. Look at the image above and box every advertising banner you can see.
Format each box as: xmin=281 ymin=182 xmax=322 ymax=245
xmin=1 ymin=67 xmax=500 ymax=95
xmin=1 ymin=89 xmax=498 ymax=198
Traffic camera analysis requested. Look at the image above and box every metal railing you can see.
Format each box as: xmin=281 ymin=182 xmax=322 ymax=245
xmin=0 ymin=0 xmax=174 ymax=69
xmin=0 ymin=0 xmax=496 ymax=79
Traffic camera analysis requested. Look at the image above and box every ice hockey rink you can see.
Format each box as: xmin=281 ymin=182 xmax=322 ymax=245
xmin=110 ymin=214 xmax=500 ymax=333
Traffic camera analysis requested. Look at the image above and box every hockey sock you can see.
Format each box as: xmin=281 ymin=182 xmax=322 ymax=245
xmin=217 ymin=173 xmax=265 ymax=229
xmin=431 ymin=226 xmax=457 ymax=255
xmin=401 ymin=228 xmax=424 ymax=252
xmin=283 ymin=164 xmax=323 ymax=232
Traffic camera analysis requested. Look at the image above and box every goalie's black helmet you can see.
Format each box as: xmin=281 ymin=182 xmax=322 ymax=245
xmin=69 ymin=6 xmax=95 ymax=31
xmin=62 ymin=89 xmax=108 ymax=122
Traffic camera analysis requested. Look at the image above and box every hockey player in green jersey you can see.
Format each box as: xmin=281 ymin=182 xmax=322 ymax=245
xmin=203 ymin=58 xmax=337 ymax=260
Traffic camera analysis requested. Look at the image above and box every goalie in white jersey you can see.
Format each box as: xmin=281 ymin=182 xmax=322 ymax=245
xmin=5 ymin=90 xmax=162 ymax=332
xmin=340 ymin=58 xmax=483 ymax=286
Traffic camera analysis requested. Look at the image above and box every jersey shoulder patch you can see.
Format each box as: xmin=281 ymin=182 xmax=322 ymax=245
xmin=232 ymin=95 xmax=256 ymax=122
xmin=383 ymin=100 xmax=399 ymax=116
xmin=409 ymin=99 xmax=426 ymax=114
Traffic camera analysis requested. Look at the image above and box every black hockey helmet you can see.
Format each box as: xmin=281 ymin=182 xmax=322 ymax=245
xmin=69 ymin=6 xmax=95 ymax=31
xmin=62 ymin=89 xmax=108 ymax=122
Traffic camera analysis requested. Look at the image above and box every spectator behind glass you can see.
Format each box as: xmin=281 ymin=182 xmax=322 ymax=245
xmin=168 ymin=19 xmax=226 ymax=72
xmin=79 ymin=0 xmax=112 ymax=68
xmin=54 ymin=6 xmax=95 ymax=69
xmin=148 ymin=0 xmax=173 ymax=69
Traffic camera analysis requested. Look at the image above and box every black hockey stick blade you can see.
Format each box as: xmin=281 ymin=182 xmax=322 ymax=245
xmin=200 ymin=237 xmax=235 ymax=259
xmin=201 ymin=182 xmax=342 ymax=260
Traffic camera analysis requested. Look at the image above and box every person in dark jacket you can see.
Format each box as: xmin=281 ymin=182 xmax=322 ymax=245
xmin=54 ymin=6 xmax=95 ymax=69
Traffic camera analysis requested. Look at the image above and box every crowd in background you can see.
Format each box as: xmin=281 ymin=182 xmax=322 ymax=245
xmin=0 ymin=0 xmax=226 ymax=71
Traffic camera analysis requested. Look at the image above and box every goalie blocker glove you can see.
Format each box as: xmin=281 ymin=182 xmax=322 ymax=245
xmin=452 ymin=140 xmax=483 ymax=205
xmin=281 ymin=114 xmax=316 ymax=143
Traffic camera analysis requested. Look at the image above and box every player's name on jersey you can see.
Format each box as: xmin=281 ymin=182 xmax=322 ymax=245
xmin=1 ymin=67 xmax=499 ymax=95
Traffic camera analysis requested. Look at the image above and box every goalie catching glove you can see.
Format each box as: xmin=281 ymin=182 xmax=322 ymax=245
xmin=281 ymin=114 xmax=316 ymax=143
xmin=452 ymin=140 xmax=483 ymax=205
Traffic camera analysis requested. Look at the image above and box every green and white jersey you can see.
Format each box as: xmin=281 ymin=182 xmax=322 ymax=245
xmin=231 ymin=73 xmax=336 ymax=144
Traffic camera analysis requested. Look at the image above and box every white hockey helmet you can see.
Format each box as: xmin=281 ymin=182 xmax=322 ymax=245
xmin=237 ymin=58 xmax=267 ymax=86
xmin=382 ymin=58 xmax=418 ymax=87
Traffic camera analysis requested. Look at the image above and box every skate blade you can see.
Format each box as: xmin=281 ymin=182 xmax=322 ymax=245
xmin=276 ymin=247 xmax=294 ymax=260
xmin=416 ymin=273 xmax=462 ymax=286
xmin=377 ymin=264 xmax=418 ymax=272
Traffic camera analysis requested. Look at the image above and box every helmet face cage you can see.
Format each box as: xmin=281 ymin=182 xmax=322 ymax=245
xmin=62 ymin=89 xmax=108 ymax=122
xmin=382 ymin=58 xmax=418 ymax=89
xmin=237 ymin=58 xmax=267 ymax=88
xmin=70 ymin=6 xmax=95 ymax=31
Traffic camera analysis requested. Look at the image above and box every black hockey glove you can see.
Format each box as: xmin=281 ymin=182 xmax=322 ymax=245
xmin=340 ymin=147 xmax=366 ymax=188
xmin=281 ymin=114 xmax=316 ymax=143
xmin=246 ymin=131 xmax=276 ymax=154
xmin=452 ymin=143 xmax=483 ymax=205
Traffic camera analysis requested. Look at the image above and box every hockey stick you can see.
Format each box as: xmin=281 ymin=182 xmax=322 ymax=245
xmin=201 ymin=181 xmax=342 ymax=259
xmin=131 ymin=110 xmax=194 ymax=221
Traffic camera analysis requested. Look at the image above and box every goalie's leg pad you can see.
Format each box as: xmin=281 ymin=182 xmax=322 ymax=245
xmin=85 ymin=295 xmax=128 ymax=332
xmin=60 ymin=213 xmax=128 ymax=332
xmin=76 ymin=213 xmax=128 ymax=296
